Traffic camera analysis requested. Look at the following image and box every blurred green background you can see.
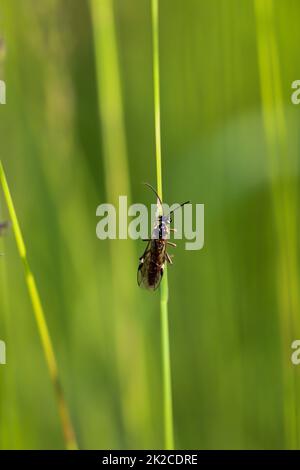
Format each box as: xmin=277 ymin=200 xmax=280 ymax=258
xmin=0 ymin=0 xmax=300 ymax=450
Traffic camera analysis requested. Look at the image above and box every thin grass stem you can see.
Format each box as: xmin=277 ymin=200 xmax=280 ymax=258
xmin=151 ymin=0 xmax=174 ymax=450
xmin=0 ymin=161 xmax=78 ymax=450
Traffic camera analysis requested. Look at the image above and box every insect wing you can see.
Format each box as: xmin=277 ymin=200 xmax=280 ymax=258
xmin=137 ymin=244 xmax=151 ymax=288
xmin=149 ymin=266 xmax=164 ymax=291
xmin=137 ymin=242 xmax=164 ymax=291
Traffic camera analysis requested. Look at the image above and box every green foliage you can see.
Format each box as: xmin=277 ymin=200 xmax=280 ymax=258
xmin=0 ymin=0 xmax=299 ymax=450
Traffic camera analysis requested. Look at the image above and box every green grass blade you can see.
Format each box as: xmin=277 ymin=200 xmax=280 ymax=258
xmin=152 ymin=0 xmax=163 ymax=201
xmin=151 ymin=0 xmax=174 ymax=450
xmin=90 ymin=0 xmax=152 ymax=446
xmin=254 ymin=0 xmax=300 ymax=449
xmin=0 ymin=161 xmax=78 ymax=450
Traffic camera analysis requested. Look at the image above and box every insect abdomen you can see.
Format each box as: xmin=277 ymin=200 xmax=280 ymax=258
xmin=147 ymin=241 xmax=165 ymax=289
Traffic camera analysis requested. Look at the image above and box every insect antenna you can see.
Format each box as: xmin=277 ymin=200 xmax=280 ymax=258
xmin=142 ymin=182 xmax=163 ymax=213
xmin=168 ymin=201 xmax=190 ymax=220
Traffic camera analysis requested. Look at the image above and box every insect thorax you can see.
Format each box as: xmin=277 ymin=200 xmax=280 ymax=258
xmin=151 ymin=216 xmax=170 ymax=240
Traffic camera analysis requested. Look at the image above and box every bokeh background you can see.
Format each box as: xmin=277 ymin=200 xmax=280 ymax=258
xmin=0 ymin=0 xmax=300 ymax=450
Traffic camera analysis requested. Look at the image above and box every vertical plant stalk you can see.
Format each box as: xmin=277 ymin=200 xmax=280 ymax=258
xmin=0 ymin=161 xmax=78 ymax=450
xmin=254 ymin=0 xmax=300 ymax=449
xmin=152 ymin=0 xmax=174 ymax=450
xmin=90 ymin=0 xmax=151 ymax=445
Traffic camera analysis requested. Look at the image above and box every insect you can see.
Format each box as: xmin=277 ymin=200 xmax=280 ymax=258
xmin=0 ymin=221 xmax=9 ymax=256
xmin=137 ymin=183 xmax=189 ymax=291
xmin=0 ymin=221 xmax=8 ymax=234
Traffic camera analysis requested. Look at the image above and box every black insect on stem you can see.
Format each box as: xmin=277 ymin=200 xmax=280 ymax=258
xmin=137 ymin=183 xmax=189 ymax=291
xmin=0 ymin=221 xmax=9 ymax=234
xmin=0 ymin=221 xmax=10 ymax=256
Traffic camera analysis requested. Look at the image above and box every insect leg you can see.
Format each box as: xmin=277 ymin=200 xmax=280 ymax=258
xmin=167 ymin=241 xmax=177 ymax=247
xmin=154 ymin=261 xmax=163 ymax=268
xmin=166 ymin=252 xmax=173 ymax=264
